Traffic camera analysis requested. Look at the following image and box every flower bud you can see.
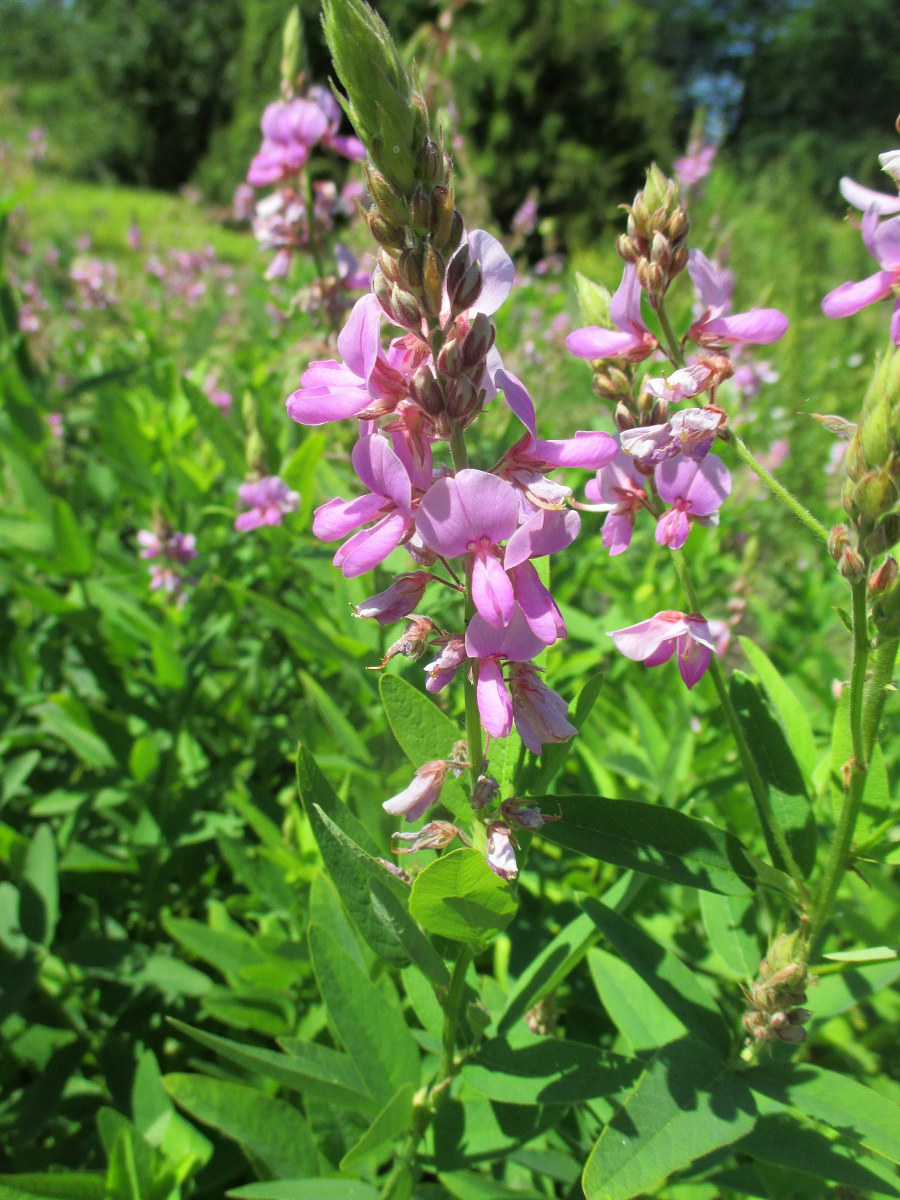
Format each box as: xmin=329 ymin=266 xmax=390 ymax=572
xmin=368 ymin=208 xmax=407 ymax=251
xmin=410 ymin=363 xmax=445 ymax=416
xmin=416 ymin=136 xmax=443 ymax=187
xmin=398 ymin=246 xmax=424 ymax=289
xmin=391 ymin=284 xmax=423 ymax=330
xmin=411 ymin=184 xmax=432 ymax=232
xmin=437 ymin=336 xmax=463 ymax=378
xmin=353 ymin=571 xmax=431 ymax=624
xmin=364 ymin=165 xmax=409 ymax=225
xmin=421 ymin=243 xmax=445 ymax=315
xmin=461 ymin=312 xmax=495 ymax=371
xmin=868 ymin=554 xmax=898 ymax=597
xmin=828 ymin=523 xmax=851 ymax=562
xmin=472 ymin=773 xmax=499 ymax=810
xmin=445 ymin=374 xmax=477 ymax=420
xmin=449 ymin=259 xmax=483 ymax=316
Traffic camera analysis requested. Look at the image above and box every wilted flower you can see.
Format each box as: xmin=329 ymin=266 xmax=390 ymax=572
xmin=486 ymin=821 xmax=518 ymax=880
xmin=383 ymin=760 xmax=448 ymax=822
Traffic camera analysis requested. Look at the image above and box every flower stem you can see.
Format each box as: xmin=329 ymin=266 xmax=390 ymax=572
xmin=654 ymin=298 xmax=686 ymax=369
xmin=729 ymin=433 xmax=830 ymax=545
xmin=438 ymin=943 xmax=473 ymax=1084
xmin=671 ymin=548 xmax=810 ymax=901
xmin=805 ymin=580 xmax=871 ymax=954
xmin=862 ymin=635 xmax=899 ymax=761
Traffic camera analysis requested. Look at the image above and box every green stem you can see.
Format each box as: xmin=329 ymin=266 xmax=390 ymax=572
xmin=449 ymin=420 xmax=485 ymax=785
xmin=438 ymin=944 xmax=473 ymax=1083
xmin=672 ymin=548 xmax=810 ymax=901
xmin=861 ymin=635 xmax=899 ymax=761
xmin=729 ymin=433 xmax=830 ymax=544
xmin=805 ymin=580 xmax=871 ymax=954
xmin=654 ymin=298 xmax=686 ymax=368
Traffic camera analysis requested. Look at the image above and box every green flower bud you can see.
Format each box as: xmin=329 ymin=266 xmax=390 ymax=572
xmin=280 ymin=7 xmax=303 ymax=96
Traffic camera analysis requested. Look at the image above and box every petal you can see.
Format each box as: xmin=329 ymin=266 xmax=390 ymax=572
xmin=655 ymin=453 xmax=731 ymax=515
xmin=471 ymin=552 xmax=516 ymax=627
xmin=416 ymin=470 xmax=519 ymax=557
xmin=532 ymin=430 xmax=618 ymax=469
xmin=496 ymin=368 xmax=536 ymax=437
xmin=511 ymin=562 xmax=566 ymax=644
xmin=687 ymin=249 xmax=733 ymax=312
xmin=337 ymin=293 xmax=382 ymax=380
xmin=677 ymin=635 xmax=711 ymax=689
xmin=312 ymin=492 xmax=384 ymax=541
xmin=286 ymin=382 xmax=370 ymax=425
xmin=608 ymin=611 xmax=689 ymax=661
xmin=566 ymin=326 xmax=646 ymax=359
xmin=467 ymin=229 xmax=516 ymax=315
xmin=476 ymin=658 xmax=513 ymax=739
xmin=333 ymin=510 xmax=410 ymax=577
xmin=505 ymin=507 xmax=581 ymax=568
xmin=655 ymin=507 xmax=690 ymax=549
xmin=602 ymin=511 xmax=634 ymax=555
xmin=839 ymin=176 xmax=900 ymax=215
xmin=697 ymin=308 xmax=789 ymax=345
xmin=822 ymin=271 xmax=894 ymax=318
xmin=609 ymin=263 xmax=646 ymax=333
xmin=871 ymin=214 xmax=900 ymax=269
xmin=352 ymin=434 xmax=412 ymax=510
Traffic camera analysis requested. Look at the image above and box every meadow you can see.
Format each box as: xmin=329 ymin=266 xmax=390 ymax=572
xmin=2 ymin=9 xmax=900 ymax=1195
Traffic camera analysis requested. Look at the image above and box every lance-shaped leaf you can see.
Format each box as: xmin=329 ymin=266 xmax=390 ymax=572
xmin=582 ymin=1038 xmax=758 ymax=1200
xmin=537 ymin=795 xmax=756 ymax=895
xmin=340 ymin=1083 xmax=415 ymax=1169
xmin=497 ymin=910 xmax=598 ymax=1035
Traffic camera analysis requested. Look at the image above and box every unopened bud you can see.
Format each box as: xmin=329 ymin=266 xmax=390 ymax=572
xmin=868 ymin=555 xmax=898 ymax=596
xmin=364 ymin=165 xmax=409 ymax=225
xmin=398 ymin=246 xmax=424 ymax=290
xmin=838 ymin=546 xmax=866 ymax=581
xmin=410 ymin=363 xmax=445 ymax=416
xmin=421 ymin=243 xmax=445 ymax=315
xmin=411 ymin=184 xmax=432 ymax=232
xmin=461 ymin=312 xmax=495 ymax=370
xmin=445 ymin=374 xmax=476 ymax=419
xmin=416 ymin=136 xmax=442 ymax=186
xmin=616 ymin=233 xmax=641 ymax=264
xmin=828 ymin=523 xmax=851 ymax=562
xmin=391 ymin=284 xmax=423 ymax=330
xmin=368 ymin=208 xmax=407 ymax=251
xmin=449 ymin=260 xmax=483 ymax=315
xmin=437 ymin=337 xmax=463 ymax=378
xmin=649 ymin=231 xmax=673 ymax=271
xmin=472 ymin=773 xmax=499 ymax=810
xmin=614 ymin=401 xmax=636 ymax=431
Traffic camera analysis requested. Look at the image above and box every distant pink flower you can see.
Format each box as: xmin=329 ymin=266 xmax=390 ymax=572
xmin=566 ymin=265 xmax=658 ymax=362
xmin=608 ymin=610 xmax=718 ymax=689
xmin=202 ymin=371 xmax=232 ymax=415
xmin=383 ymin=760 xmax=447 ymax=822
xmin=235 ymin=476 xmax=299 ymax=531
xmin=654 ymin=453 xmax=731 ymax=549
xmin=307 ymin=86 xmax=366 ymax=161
xmin=247 ymin=97 xmax=330 ymax=186
xmin=47 ymin=412 xmax=64 ymax=440
xmin=233 ymin=183 xmax=256 ymax=221
xmin=822 ymin=209 xmax=900 ymax=345
xmin=674 ymin=140 xmax=716 ymax=190
xmin=137 ymin=530 xmax=197 ymax=563
xmin=126 ymin=224 xmax=142 ymax=251
xmin=688 ymin=250 xmax=789 ymax=347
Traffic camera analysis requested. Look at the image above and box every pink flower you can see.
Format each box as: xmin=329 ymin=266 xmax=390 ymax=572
xmin=585 ymin=449 xmax=649 ymax=556
xmin=353 ymin=572 xmax=432 ymax=624
xmin=608 ymin=610 xmax=718 ymax=689
xmin=424 ymin=634 xmax=467 ymax=694
xmin=654 ymin=453 xmax=731 ymax=549
xmin=687 ymin=250 xmax=789 ymax=347
xmin=308 ymin=86 xmax=367 ymax=161
xmin=415 ymin=470 xmax=520 ymax=627
xmin=247 ymin=97 xmax=330 ymax=186
xmin=822 ymin=209 xmax=900 ymax=345
xmin=235 ymin=476 xmax=299 ymax=531
xmin=566 ymin=265 xmax=659 ymax=362
xmin=383 ymin=760 xmax=447 ymax=822
xmin=838 ymin=174 xmax=900 ymax=216
xmin=674 ymin=140 xmax=717 ymax=190
xmin=506 ymin=662 xmax=577 ymax=754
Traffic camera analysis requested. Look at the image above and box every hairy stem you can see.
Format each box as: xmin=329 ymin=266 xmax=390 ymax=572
xmin=729 ymin=433 xmax=830 ymax=544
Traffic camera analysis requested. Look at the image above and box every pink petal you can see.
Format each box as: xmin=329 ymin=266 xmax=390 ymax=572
xmin=352 ymin=434 xmax=412 ymax=510
xmin=656 ymin=453 xmax=731 ymax=516
xmin=871 ymin=215 xmax=900 ymax=269
xmin=467 ymin=230 xmax=516 ymax=315
xmin=416 ymin=470 xmax=519 ymax=558
xmin=608 ymin=611 xmax=689 ymax=661
xmin=471 ymin=552 xmax=516 ymax=627
xmin=465 ymin=609 xmax=546 ymax=662
xmin=839 ymin=176 xmax=900 ymax=215
xmin=677 ymin=635 xmax=711 ymax=689
xmin=338 ymin=294 xmax=382 ymax=381
xmin=511 ymin=562 xmax=566 ymax=644
xmin=566 ymin=326 xmax=647 ymax=359
xmin=496 ymin=368 xmax=536 ymax=437
xmin=655 ymin=507 xmax=690 ymax=549
xmin=313 ymin=493 xmax=385 ymax=541
xmin=698 ymin=308 xmax=789 ymax=345
xmin=609 ymin=264 xmax=646 ymax=333
xmin=532 ymin=430 xmax=618 ymax=469
xmin=286 ymin=381 xmax=370 ymax=425
xmin=235 ymin=510 xmax=264 ymax=532
xmin=602 ymin=511 xmax=634 ymax=555
xmin=475 ymin=659 xmax=513 ymax=739
xmin=822 ymin=271 xmax=894 ymax=318
xmin=333 ymin=509 xmax=409 ymax=577
xmin=687 ymin=249 xmax=733 ymax=313
xmin=504 ymin=507 xmax=581 ymax=569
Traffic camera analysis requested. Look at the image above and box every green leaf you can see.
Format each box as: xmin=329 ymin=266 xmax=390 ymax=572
xmin=437 ymin=1170 xmax=547 ymax=1200
xmin=0 ymin=1175 xmax=106 ymax=1200
xmin=822 ymin=946 xmax=898 ymax=963
xmin=19 ymin=824 xmax=58 ymax=946
xmin=749 ymin=1062 xmax=900 ymax=1165
xmin=729 ymin=674 xmax=817 ymax=876
xmin=699 ymin=891 xmax=760 ymax=979
xmin=340 ymin=1083 xmax=415 ymax=1169
xmin=738 ymin=637 xmax=818 ymax=778
xmin=162 ymin=1074 xmax=317 ymax=1178
xmin=737 ymin=1112 xmax=900 ymax=1196
xmin=150 ymin=633 xmax=186 ymax=690
xmin=296 ymin=746 xmax=380 ymax=856
xmin=308 ymin=803 xmax=410 ymax=966
xmin=812 ymin=959 xmax=900 ymax=1020
xmin=369 ymin=876 xmax=450 ymax=986
xmin=299 ymin=669 xmax=373 ymax=765
xmin=588 ymin=946 xmax=692 ymax=1056
xmin=538 ymin=795 xmax=756 ymax=895
xmin=461 ymin=1033 xmax=640 ymax=1105
xmin=308 ymin=922 xmax=420 ymax=1102
xmin=497 ymin=910 xmax=598 ymax=1035
xmin=168 ymin=1020 xmax=379 ymax=1117
xmin=582 ymin=899 xmax=731 ymax=1056
xmin=582 ymin=1039 xmax=757 ymax=1200
xmin=30 ymin=699 xmax=116 ymax=770
xmin=431 ymin=1095 xmax=558 ymax=1170
xmin=162 ymin=915 xmax=268 ymax=980
xmin=408 ymin=849 xmax=517 ymax=946
xmin=228 ymin=1184 xmax=380 ymax=1200
xmin=515 ymin=673 xmax=604 ymax=795
xmin=51 ymin=498 xmax=93 ymax=576
xmin=379 ymin=674 xmax=468 ymax=817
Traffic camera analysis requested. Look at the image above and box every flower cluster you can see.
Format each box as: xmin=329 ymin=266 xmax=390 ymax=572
xmin=288 ymin=0 xmax=619 ymax=875
xmin=70 ymin=257 xmax=118 ymax=311
xmin=235 ymin=476 xmax=299 ymax=532
xmin=136 ymin=528 xmax=197 ymax=605
xmin=567 ymin=166 xmax=790 ymax=687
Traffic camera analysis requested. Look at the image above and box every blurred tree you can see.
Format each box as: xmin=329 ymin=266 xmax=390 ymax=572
xmin=733 ymin=0 xmax=899 ymax=202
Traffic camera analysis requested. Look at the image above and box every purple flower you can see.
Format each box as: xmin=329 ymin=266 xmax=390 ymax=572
xmin=383 ymin=760 xmax=447 ymax=822
xmin=566 ymin=265 xmax=658 ymax=362
xmin=353 ymin=571 xmax=432 ymax=624
xmin=313 ymin=430 xmax=428 ymax=577
xmin=822 ymin=210 xmax=900 ymax=345
xmin=654 ymin=453 xmax=731 ymax=549
xmin=424 ymin=634 xmax=467 ymax=694
xmin=235 ymin=476 xmax=299 ymax=531
xmin=247 ymin=97 xmax=330 ymax=186
xmin=687 ymin=250 xmax=789 ymax=347
xmin=307 ymin=86 xmax=367 ymax=161
xmin=415 ymin=470 xmax=520 ymax=627
xmin=584 ymin=449 xmax=649 ymax=555
xmin=839 ymin=174 xmax=900 ymax=216
xmin=608 ymin=610 xmax=718 ymax=689
xmin=506 ymin=662 xmax=577 ymax=754
xmin=674 ymin=140 xmax=717 ymax=190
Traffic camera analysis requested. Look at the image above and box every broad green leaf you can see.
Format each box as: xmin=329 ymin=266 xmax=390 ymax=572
xmin=169 ymin=1020 xmax=379 ymax=1116
xmin=308 ymin=923 xmax=420 ymax=1102
xmin=438 ymin=1170 xmax=547 ymax=1200
xmin=822 ymin=946 xmax=898 ymax=963
xmin=19 ymin=824 xmax=58 ymax=946
xmin=98 ymin=1111 xmax=174 ymax=1200
xmin=150 ymin=633 xmax=186 ymax=690
xmin=30 ymin=700 xmax=116 ymax=770
xmin=0 ymin=1175 xmax=106 ymax=1200
xmin=309 ymin=804 xmax=409 ymax=966
xmin=739 ymin=637 xmax=818 ymax=778
xmin=588 ymin=946 xmax=689 ymax=1056
xmin=131 ymin=1049 xmax=212 ymax=1183
xmin=379 ymin=674 xmax=468 ymax=817
xmin=729 ymin=674 xmax=816 ymax=876
xmin=582 ymin=1038 xmax=757 ymax=1200
xmin=369 ymin=876 xmax=450 ymax=986
xmin=162 ymin=915 xmax=268 ymax=979
xmin=737 ymin=1112 xmax=900 ymax=1196
xmin=515 ymin=673 xmax=604 ymax=795
xmin=462 ymin=1033 xmax=640 ymax=1105
xmin=582 ymin=899 xmax=731 ymax=1056
xmin=163 ymin=1074 xmax=316 ymax=1178
xmin=538 ymin=795 xmax=756 ymax=895
xmin=812 ymin=960 xmax=900 ymax=1020
xmin=296 ymin=746 xmax=380 ymax=855
xmin=409 ymin=849 xmax=517 ymax=946
xmin=51 ymin=498 xmax=93 ymax=576
xmin=749 ymin=1062 xmax=900 ymax=1165
xmin=700 ymin=891 xmax=760 ymax=979
xmin=498 ymin=910 xmax=598 ymax=1035
xmin=340 ymin=1083 xmax=415 ymax=1169
xmin=431 ymin=1095 xmax=558 ymax=1170
xmin=228 ymin=1184 xmax=380 ymax=1200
